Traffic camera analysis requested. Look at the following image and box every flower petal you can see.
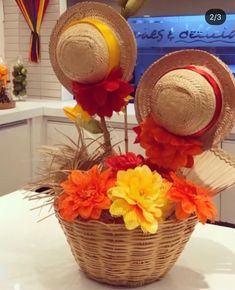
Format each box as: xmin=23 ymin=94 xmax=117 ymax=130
xmin=78 ymin=206 xmax=93 ymax=219
xmin=90 ymin=208 xmax=102 ymax=220
xmin=123 ymin=210 xmax=139 ymax=230
xmin=109 ymin=187 xmax=135 ymax=205
xmin=137 ymin=115 xmax=202 ymax=171
xmin=141 ymin=208 xmax=155 ymax=223
xmin=110 ymin=199 xmax=131 ymax=216
xmin=104 ymin=80 xmax=120 ymax=91
xmin=71 ymin=67 xmax=132 ymax=117
xmin=140 ymin=220 xmax=158 ymax=234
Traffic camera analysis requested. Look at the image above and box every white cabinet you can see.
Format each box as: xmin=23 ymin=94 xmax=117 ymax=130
xmin=108 ymin=122 xmax=144 ymax=155
xmin=221 ymin=140 xmax=235 ymax=224
xmin=0 ymin=120 xmax=31 ymax=195
xmin=46 ymin=118 xmax=103 ymax=154
xmin=46 ymin=118 xmax=143 ymax=155
xmin=46 ymin=119 xmax=77 ymax=145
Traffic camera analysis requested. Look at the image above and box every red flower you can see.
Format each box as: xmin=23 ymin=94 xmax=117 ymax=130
xmin=133 ymin=125 xmax=141 ymax=144
xmin=72 ymin=67 xmax=133 ymax=118
xmin=133 ymin=116 xmax=202 ymax=171
xmin=105 ymin=152 xmax=144 ymax=175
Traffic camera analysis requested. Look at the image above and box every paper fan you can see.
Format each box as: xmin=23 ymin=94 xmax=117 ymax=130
xmin=182 ymin=147 xmax=235 ymax=195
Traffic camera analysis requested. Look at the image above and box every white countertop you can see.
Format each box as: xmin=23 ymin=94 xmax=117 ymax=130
xmin=0 ymin=100 xmax=137 ymax=126
xmin=0 ymin=191 xmax=235 ymax=290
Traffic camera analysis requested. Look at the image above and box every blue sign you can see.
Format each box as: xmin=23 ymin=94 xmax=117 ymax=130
xmin=129 ymin=14 xmax=235 ymax=48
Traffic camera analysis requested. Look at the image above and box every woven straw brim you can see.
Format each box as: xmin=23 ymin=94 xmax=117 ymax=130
xmin=135 ymin=49 xmax=235 ymax=148
xmin=56 ymin=212 xmax=197 ymax=287
xmin=49 ymin=2 xmax=137 ymax=93
xmin=182 ymin=147 xmax=235 ymax=195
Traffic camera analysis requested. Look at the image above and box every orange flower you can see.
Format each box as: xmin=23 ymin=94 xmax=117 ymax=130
xmin=134 ymin=116 xmax=202 ymax=171
xmin=0 ymin=65 xmax=8 ymax=86
xmin=57 ymin=166 xmax=115 ymax=221
xmin=167 ymin=173 xmax=217 ymax=223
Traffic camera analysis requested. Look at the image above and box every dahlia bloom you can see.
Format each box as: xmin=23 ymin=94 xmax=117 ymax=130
xmin=105 ymin=152 xmax=144 ymax=175
xmin=167 ymin=173 xmax=217 ymax=223
xmin=57 ymin=166 xmax=115 ymax=221
xmin=134 ymin=116 xmax=202 ymax=171
xmin=109 ymin=165 xmax=171 ymax=233
xmin=72 ymin=67 xmax=133 ymax=118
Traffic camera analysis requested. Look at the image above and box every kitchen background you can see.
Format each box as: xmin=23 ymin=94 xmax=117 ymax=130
xmin=1 ymin=0 xmax=235 ymax=100
xmin=0 ymin=0 xmax=235 ymax=225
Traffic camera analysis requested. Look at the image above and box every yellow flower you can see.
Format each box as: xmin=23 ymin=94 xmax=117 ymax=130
xmin=121 ymin=95 xmax=134 ymax=113
xmin=63 ymin=104 xmax=91 ymax=122
xmin=125 ymin=95 xmax=134 ymax=102
xmin=109 ymin=165 xmax=171 ymax=234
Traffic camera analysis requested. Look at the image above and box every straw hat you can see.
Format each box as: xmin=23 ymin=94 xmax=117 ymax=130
xmin=135 ymin=49 xmax=235 ymax=148
xmin=49 ymin=1 xmax=136 ymax=93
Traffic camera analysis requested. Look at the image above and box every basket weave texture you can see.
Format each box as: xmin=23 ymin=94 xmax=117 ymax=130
xmin=56 ymin=213 xmax=198 ymax=287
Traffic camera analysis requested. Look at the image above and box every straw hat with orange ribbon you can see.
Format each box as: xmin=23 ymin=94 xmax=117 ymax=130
xmin=134 ymin=49 xmax=235 ymax=171
xmin=49 ymin=1 xmax=136 ymax=119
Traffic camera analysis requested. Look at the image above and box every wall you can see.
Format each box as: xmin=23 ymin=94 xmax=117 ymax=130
xmin=68 ymin=0 xmax=235 ymax=15
xmin=68 ymin=0 xmax=119 ymax=9
xmin=0 ymin=0 xmax=4 ymax=57
xmin=137 ymin=0 xmax=235 ymax=16
xmin=3 ymin=0 xmax=235 ymax=100
xmin=3 ymin=0 xmax=61 ymax=99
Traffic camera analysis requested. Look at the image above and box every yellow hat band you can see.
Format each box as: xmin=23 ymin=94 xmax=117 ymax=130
xmin=64 ymin=18 xmax=120 ymax=74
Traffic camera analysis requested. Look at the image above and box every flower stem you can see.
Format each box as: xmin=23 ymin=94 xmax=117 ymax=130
xmin=100 ymin=116 xmax=112 ymax=153
xmin=121 ymin=9 xmax=129 ymax=154
xmin=124 ymin=106 xmax=128 ymax=153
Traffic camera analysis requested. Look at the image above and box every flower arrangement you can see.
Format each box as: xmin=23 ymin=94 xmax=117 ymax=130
xmin=27 ymin=1 xmax=235 ymax=287
xmin=28 ymin=97 xmax=218 ymax=286
xmin=53 ymin=135 xmax=216 ymax=235
xmin=50 ymin=108 xmax=216 ymax=235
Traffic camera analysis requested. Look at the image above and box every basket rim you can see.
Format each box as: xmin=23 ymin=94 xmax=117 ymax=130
xmin=55 ymin=205 xmax=198 ymax=232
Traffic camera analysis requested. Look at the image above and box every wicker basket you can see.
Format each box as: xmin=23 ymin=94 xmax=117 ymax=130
xmin=56 ymin=212 xmax=197 ymax=287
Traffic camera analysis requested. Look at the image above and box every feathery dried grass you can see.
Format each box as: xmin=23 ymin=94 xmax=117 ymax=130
xmin=25 ymin=128 xmax=113 ymax=215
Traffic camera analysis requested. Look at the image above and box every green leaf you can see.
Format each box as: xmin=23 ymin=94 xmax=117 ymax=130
xmin=75 ymin=117 xmax=103 ymax=134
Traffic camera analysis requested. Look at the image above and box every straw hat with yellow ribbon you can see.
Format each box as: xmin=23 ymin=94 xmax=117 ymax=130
xmin=135 ymin=49 xmax=235 ymax=150
xmin=49 ymin=2 xmax=136 ymax=97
